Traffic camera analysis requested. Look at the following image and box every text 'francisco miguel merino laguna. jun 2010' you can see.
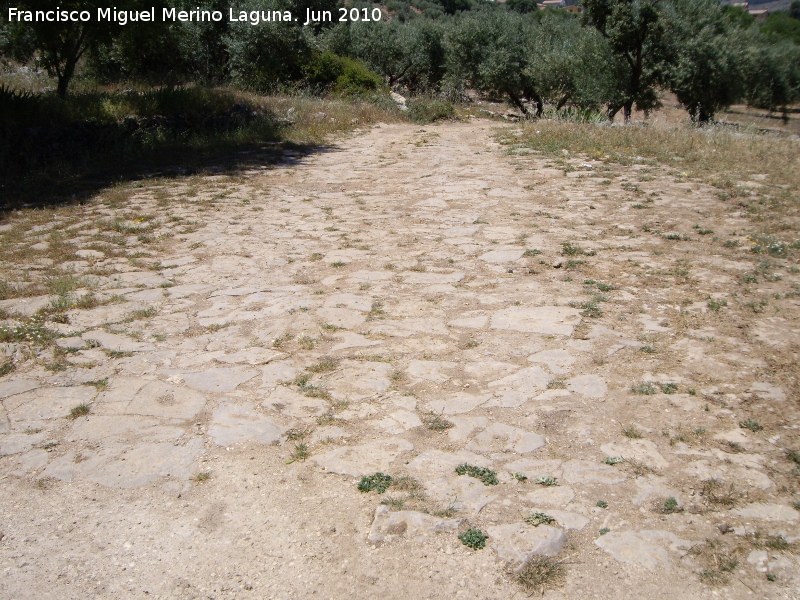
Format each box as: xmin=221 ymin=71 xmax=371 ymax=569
xmin=7 ymin=5 xmax=385 ymax=26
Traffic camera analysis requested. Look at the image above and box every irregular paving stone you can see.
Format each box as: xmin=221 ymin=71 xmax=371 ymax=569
xmin=330 ymin=332 xmax=382 ymax=352
xmin=5 ymin=386 xmax=97 ymax=425
xmin=323 ymin=293 xmax=373 ymax=312
xmin=264 ymin=386 xmax=329 ymax=419
xmin=566 ymin=374 xmax=607 ymax=398
xmin=407 ymin=449 xmax=492 ymax=479
xmin=406 ymin=360 xmax=456 ymax=383
xmin=260 ymin=361 xmax=298 ymax=388
xmin=215 ymin=348 xmax=285 ymax=366
xmin=0 ymin=431 xmax=48 ymax=456
xmin=486 ymin=366 xmax=550 ymax=407
xmin=447 ymin=416 xmax=489 ymax=442
xmin=401 ymin=271 xmax=464 ymax=284
xmin=177 ymin=367 xmax=259 ymax=393
xmin=528 ymin=508 xmax=589 ymax=530
xmin=76 ymin=249 xmax=104 ymax=259
xmin=67 ymin=415 xmax=183 ymax=443
xmin=82 ymin=330 xmax=154 ymax=353
xmin=312 ymin=438 xmax=414 ymax=477
xmin=209 ymin=402 xmax=284 ymax=446
xmin=427 ymin=393 xmax=491 ymax=415
xmin=491 ymin=306 xmax=581 ymax=336
xmin=372 ymin=410 xmax=423 ymax=434
xmin=0 ymin=295 xmax=52 ymax=316
xmin=368 ymin=505 xmax=462 ymax=544
xmin=504 ymin=458 xmax=564 ymax=480
xmin=600 ymin=440 xmax=669 ymax=470
xmin=594 ymin=530 xmax=694 ymax=570
xmin=371 ymin=318 xmax=450 ymax=337
xmin=632 ymin=475 xmax=683 ymax=507
xmin=523 ymin=486 xmax=576 ymax=506
xmin=527 ymin=349 xmax=576 ymax=374
xmin=424 ymin=476 xmax=498 ymax=515
xmin=0 ymin=379 xmax=40 ymax=400
xmin=479 ymin=249 xmax=525 ymax=263
xmin=747 ymin=382 xmax=786 ymax=401
xmin=328 ymin=361 xmax=392 ymax=399
xmin=466 ymin=423 xmax=545 ymax=454
xmin=123 ymin=381 xmax=206 ymax=419
xmin=488 ymin=523 xmax=567 ymax=570
xmin=732 ymin=503 xmax=799 ymax=522
xmin=561 ymin=459 xmax=626 ymax=485
xmin=316 ymin=307 xmax=366 ymax=329
xmin=447 ymin=312 xmax=488 ymax=329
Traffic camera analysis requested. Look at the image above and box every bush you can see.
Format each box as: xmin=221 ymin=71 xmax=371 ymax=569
xmin=304 ymin=51 xmax=384 ymax=97
xmin=407 ymin=96 xmax=455 ymax=123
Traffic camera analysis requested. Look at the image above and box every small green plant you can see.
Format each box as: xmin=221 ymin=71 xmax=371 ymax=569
xmin=331 ymin=261 xmax=346 ymax=268
xmin=599 ymin=527 xmax=611 ymax=535
xmin=602 ymin=456 xmax=624 ymax=465
xmin=358 ymin=472 xmax=393 ymax=493
xmin=535 ymin=476 xmax=558 ymax=486
xmin=707 ymin=299 xmax=727 ymax=312
xmin=739 ymin=418 xmax=763 ymax=432
xmin=85 ymin=378 xmax=109 ymax=389
xmin=513 ymin=472 xmax=528 ymax=482
xmin=68 ymin=403 xmax=91 ymax=419
xmin=458 ymin=528 xmax=488 ymax=550
xmin=192 ymin=471 xmax=211 ymax=483
xmin=596 ymin=500 xmax=608 ymax=508
xmin=662 ymin=497 xmax=682 ymax=513
xmin=455 ymin=464 xmax=499 ymax=486
xmin=0 ymin=360 xmax=14 ymax=377
xmin=287 ymin=443 xmax=310 ymax=463
xmin=526 ymin=512 xmax=556 ymax=526
xmin=581 ymin=301 xmax=602 ymax=318
xmin=622 ymin=425 xmax=643 ymax=439
xmin=523 ymin=249 xmax=541 ymax=257
xmin=516 ymin=556 xmax=565 ymax=594
xmin=631 ymin=382 xmax=658 ymax=395
xmin=422 ymin=411 xmax=454 ymax=431
xmin=661 ymin=383 xmax=678 ymax=394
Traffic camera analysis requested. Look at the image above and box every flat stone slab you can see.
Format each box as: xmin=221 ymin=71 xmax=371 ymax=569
xmin=372 ymin=410 xmax=423 ymax=434
xmin=407 ymin=449 xmax=492 ymax=479
xmin=406 ymin=360 xmax=456 ymax=383
xmin=566 ymin=374 xmax=607 ymax=398
xmin=528 ymin=508 xmax=589 ymax=530
xmin=0 ymin=379 xmax=40 ymax=400
xmin=209 ymin=402 xmax=284 ymax=446
xmin=178 ymin=367 xmax=259 ymax=393
xmin=527 ymin=349 xmax=575 ymax=374
xmin=424 ymin=475 xmax=498 ymax=515
xmin=447 ymin=312 xmax=488 ymax=329
xmin=600 ymin=440 xmax=668 ymax=470
xmin=82 ymin=330 xmax=154 ymax=353
xmin=732 ymin=503 xmax=799 ymax=522
xmin=5 ymin=386 xmax=98 ymax=425
xmin=479 ymin=249 xmax=525 ymax=263
xmin=487 ymin=366 xmax=550 ymax=407
xmin=264 ymin=386 xmax=329 ymax=419
xmin=466 ymin=423 xmax=545 ymax=454
xmin=215 ymin=348 xmax=285 ymax=366
xmin=312 ymin=438 xmax=414 ymax=477
xmin=488 ymin=523 xmax=567 ymax=570
xmin=0 ymin=295 xmax=51 ymax=316
xmin=491 ymin=307 xmax=581 ymax=336
xmin=595 ymin=530 xmax=694 ymax=570
xmin=523 ymin=486 xmax=576 ymax=507
xmin=66 ymin=415 xmax=184 ymax=443
xmin=401 ymin=271 xmax=464 ymax=284
xmin=561 ymin=459 xmax=626 ymax=485
xmin=427 ymin=393 xmax=491 ymax=415
xmin=368 ymin=506 xmax=461 ymax=544
xmin=330 ymin=332 xmax=382 ymax=352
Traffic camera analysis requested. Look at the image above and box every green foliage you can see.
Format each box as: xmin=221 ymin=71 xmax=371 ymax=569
xmin=761 ymin=11 xmax=800 ymax=45
xmin=742 ymin=36 xmax=800 ymax=113
xmin=304 ymin=51 xmax=384 ymax=97
xmin=458 ymin=528 xmax=487 ymax=549
xmin=665 ymin=0 xmax=746 ymax=122
xmin=739 ymin=418 xmax=763 ymax=432
xmin=455 ymin=463 xmax=499 ymax=485
xmin=407 ymin=96 xmax=455 ymax=123
xmin=526 ymin=512 xmax=556 ymax=526
xmin=358 ymin=472 xmax=393 ymax=493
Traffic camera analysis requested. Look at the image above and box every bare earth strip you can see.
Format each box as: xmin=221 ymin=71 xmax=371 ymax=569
xmin=1 ymin=121 xmax=798 ymax=598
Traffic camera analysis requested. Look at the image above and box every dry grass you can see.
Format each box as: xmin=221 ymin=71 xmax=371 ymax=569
xmin=503 ymin=120 xmax=800 ymax=239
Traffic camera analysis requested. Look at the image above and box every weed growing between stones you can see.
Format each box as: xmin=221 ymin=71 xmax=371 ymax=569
xmin=458 ymin=528 xmax=487 ymax=550
xmin=535 ymin=476 xmax=559 ymax=486
xmin=455 ymin=464 xmax=499 ymax=486
xmin=526 ymin=512 xmax=556 ymax=526
xmin=358 ymin=472 xmax=393 ymax=493
xmin=421 ymin=411 xmax=454 ymax=431
xmin=516 ymin=556 xmax=565 ymax=595
xmin=739 ymin=418 xmax=763 ymax=432
xmin=68 ymin=403 xmax=91 ymax=419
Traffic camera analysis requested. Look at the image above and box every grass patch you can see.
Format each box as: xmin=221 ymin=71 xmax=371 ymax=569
xmin=68 ymin=403 xmax=91 ymax=419
xmin=358 ymin=472 xmax=393 ymax=493
xmin=421 ymin=411 xmax=454 ymax=431
xmin=516 ymin=556 xmax=565 ymax=595
xmin=526 ymin=512 xmax=556 ymax=526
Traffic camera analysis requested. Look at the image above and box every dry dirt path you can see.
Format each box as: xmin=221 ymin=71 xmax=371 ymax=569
xmin=1 ymin=120 xmax=799 ymax=599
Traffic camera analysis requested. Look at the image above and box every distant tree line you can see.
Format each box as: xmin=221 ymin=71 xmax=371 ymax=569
xmin=1 ymin=0 xmax=799 ymax=122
